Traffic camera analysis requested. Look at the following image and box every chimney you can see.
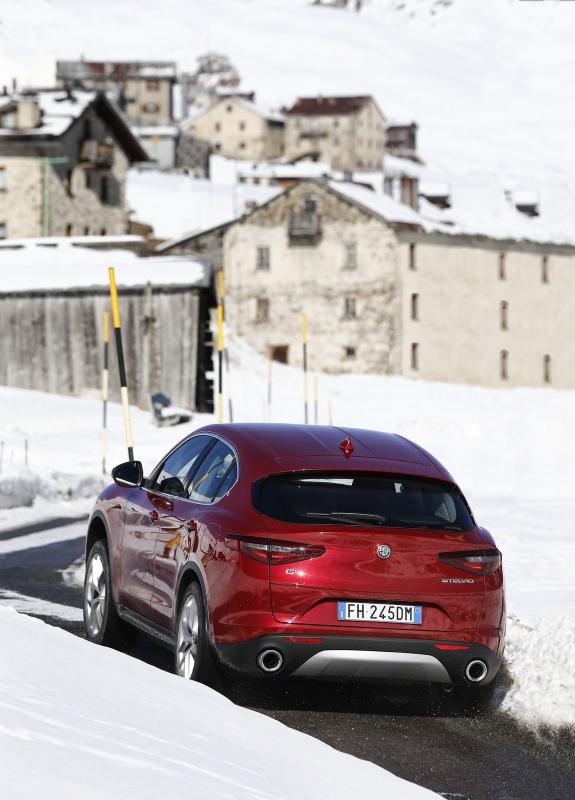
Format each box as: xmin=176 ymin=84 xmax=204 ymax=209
xmin=16 ymin=95 xmax=41 ymax=129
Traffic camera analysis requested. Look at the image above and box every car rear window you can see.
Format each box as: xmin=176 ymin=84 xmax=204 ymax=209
xmin=253 ymin=472 xmax=474 ymax=532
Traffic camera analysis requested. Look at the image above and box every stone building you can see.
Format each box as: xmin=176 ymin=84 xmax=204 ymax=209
xmin=222 ymin=178 xmax=575 ymax=390
xmin=284 ymin=96 xmax=386 ymax=172
xmin=181 ymin=96 xmax=284 ymax=161
xmin=0 ymin=90 xmax=148 ymax=240
xmin=56 ymin=60 xmax=177 ymax=126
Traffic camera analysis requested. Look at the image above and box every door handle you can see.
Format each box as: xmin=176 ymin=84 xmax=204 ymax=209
xmin=149 ymin=510 xmax=159 ymax=523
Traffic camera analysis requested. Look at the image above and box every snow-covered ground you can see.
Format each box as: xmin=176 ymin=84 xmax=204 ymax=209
xmin=0 ymin=607 xmax=438 ymax=800
xmin=0 ymin=334 xmax=573 ymax=730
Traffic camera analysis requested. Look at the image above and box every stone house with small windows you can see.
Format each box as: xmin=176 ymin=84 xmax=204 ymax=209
xmin=284 ymin=96 xmax=386 ymax=172
xmin=0 ymin=89 xmax=148 ymax=239
xmin=181 ymin=97 xmax=284 ymax=161
xmin=56 ymin=60 xmax=177 ymax=127
xmin=222 ymin=178 xmax=575 ymax=390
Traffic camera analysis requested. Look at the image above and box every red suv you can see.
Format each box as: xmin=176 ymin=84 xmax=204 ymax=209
xmin=83 ymin=424 xmax=505 ymax=700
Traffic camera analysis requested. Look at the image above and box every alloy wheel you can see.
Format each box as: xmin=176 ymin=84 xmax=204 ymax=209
xmin=84 ymin=552 xmax=107 ymax=637
xmin=176 ymin=595 xmax=199 ymax=679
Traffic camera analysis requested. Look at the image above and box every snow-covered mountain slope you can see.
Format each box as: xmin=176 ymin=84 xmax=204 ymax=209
xmin=3 ymin=0 xmax=573 ymax=240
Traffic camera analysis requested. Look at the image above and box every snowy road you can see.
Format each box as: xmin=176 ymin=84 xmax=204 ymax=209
xmin=0 ymin=517 xmax=573 ymax=800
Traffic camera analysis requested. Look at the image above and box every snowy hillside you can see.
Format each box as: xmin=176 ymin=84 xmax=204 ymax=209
xmin=3 ymin=0 xmax=572 ymax=241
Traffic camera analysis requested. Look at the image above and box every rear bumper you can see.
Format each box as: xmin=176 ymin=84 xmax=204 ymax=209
xmin=215 ymin=635 xmax=502 ymax=686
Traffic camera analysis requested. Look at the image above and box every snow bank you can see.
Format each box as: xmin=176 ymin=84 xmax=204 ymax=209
xmin=0 ymin=468 xmax=103 ymax=510
xmin=501 ymin=616 xmax=575 ymax=730
xmin=0 ymin=608 xmax=438 ymax=800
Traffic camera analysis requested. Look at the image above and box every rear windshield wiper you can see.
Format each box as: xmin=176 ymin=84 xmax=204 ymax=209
xmin=383 ymin=518 xmax=464 ymax=531
xmin=302 ymin=512 xmax=388 ymax=526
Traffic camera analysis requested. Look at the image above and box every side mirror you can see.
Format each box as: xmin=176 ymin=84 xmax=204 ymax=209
xmin=112 ymin=460 xmax=144 ymax=488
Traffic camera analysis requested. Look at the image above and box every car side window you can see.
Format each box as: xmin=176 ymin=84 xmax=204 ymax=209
xmin=149 ymin=435 xmax=212 ymax=497
xmin=214 ymin=461 xmax=238 ymax=501
xmin=188 ymin=440 xmax=236 ymax=503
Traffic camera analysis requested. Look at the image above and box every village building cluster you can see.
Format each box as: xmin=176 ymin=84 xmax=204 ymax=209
xmin=0 ymin=54 xmax=573 ymax=403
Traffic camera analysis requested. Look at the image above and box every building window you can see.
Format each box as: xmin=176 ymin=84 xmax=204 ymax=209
xmin=256 ymin=246 xmax=270 ymax=271
xmin=0 ymin=168 xmax=6 ymax=191
xmin=215 ymin=122 xmax=221 ymax=133
xmin=0 ymin=222 xmax=6 ymax=239
xmin=146 ymin=80 xmax=160 ymax=91
xmin=84 ymin=226 xmax=90 ymax=235
xmin=66 ymin=224 xmax=73 ymax=236
xmin=344 ymin=346 xmax=356 ymax=359
xmin=344 ymin=297 xmax=356 ymax=318
xmin=304 ymin=195 xmax=317 ymax=214
xmin=411 ymin=293 xmax=419 ymax=321
xmin=270 ymin=345 xmax=289 ymax=364
xmin=343 ymin=243 xmax=357 ymax=270
xmin=383 ymin=176 xmax=393 ymax=197
xmin=255 ymin=297 xmax=270 ymax=322
xmin=100 ymin=227 xmax=107 ymax=236
xmin=213 ymin=143 xmax=221 ymax=152
xmin=411 ymin=342 xmax=419 ymax=370
xmin=500 ymin=349 xmax=509 ymax=381
xmin=499 ymin=252 xmax=506 ymax=280
xmin=239 ymin=142 xmax=246 ymax=150
xmin=500 ymin=300 xmax=508 ymax=331
xmin=543 ymin=354 xmax=552 ymax=384
xmin=409 ymin=243 xmax=416 ymax=270
xmin=226 ymin=104 xmax=233 ymax=112
xmin=100 ymin=175 xmax=109 ymax=204
xmin=142 ymin=102 xmax=160 ymax=113
xmin=239 ymin=121 xmax=246 ymax=131
xmin=542 ymin=255 xmax=549 ymax=284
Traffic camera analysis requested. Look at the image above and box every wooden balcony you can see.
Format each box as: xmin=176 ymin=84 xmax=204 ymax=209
xmin=79 ymin=141 xmax=114 ymax=169
xmin=288 ymin=211 xmax=322 ymax=244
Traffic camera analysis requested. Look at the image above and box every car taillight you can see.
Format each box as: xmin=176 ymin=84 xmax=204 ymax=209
xmin=224 ymin=535 xmax=325 ymax=564
xmin=438 ymin=548 xmax=501 ymax=576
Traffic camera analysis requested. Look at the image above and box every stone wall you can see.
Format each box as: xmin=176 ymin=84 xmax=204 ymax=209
xmin=0 ymin=287 xmax=212 ymax=410
xmin=224 ymin=182 xmax=400 ymax=374
xmin=398 ymin=235 xmax=575 ymax=389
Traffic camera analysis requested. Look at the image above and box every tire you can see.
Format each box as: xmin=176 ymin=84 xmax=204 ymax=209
xmin=174 ymin=582 xmax=220 ymax=687
xmin=83 ymin=540 xmax=134 ymax=648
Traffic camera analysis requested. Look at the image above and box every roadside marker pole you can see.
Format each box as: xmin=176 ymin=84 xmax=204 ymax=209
xmin=217 ymin=285 xmax=224 ymax=424
xmin=108 ymin=268 xmax=135 ymax=461
xmin=218 ymin=271 xmax=233 ymax=423
xmin=313 ymin=375 xmax=319 ymax=425
xmin=24 ymin=438 xmax=28 ymax=468
xmin=328 ymin=398 xmax=334 ymax=426
xmin=0 ymin=441 xmax=3 ymax=474
xmin=267 ymin=356 xmax=272 ymax=422
xmin=302 ymin=312 xmax=309 ymax=424
xmin=101 ymin=310 xmax=110 ymax=475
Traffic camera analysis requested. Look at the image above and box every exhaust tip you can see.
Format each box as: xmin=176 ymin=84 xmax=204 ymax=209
xmin=465 ymin=659 xmax=488 ymax=683
xmin=257 ymin=649 xmax=283 ymax=673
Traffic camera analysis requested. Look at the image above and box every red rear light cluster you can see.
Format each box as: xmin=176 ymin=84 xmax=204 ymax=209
xmin=224 ymin=535 xmax=325 ymax=564
xmin=438 ymin=548 xmax=501 ymax=576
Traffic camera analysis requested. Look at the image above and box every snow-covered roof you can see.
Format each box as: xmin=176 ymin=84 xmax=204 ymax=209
xmin=0 ymin=245 xmax=210 ymax=293
xmin=0 ymin=235 xmax=145 ymax=250
xmin=182 ymin=95 xmax=284 ymax=127
xmin=0 ymin=90 xmax=94 ymax=138
xmin=127 ymin=167 xmax=281 ymax=240
xmin=237 ymin=159 xmax=336 ymax=180
xmin=132 ymin=126 xmax=179 ymax=138
xmin=327 ymin=180 xmax=425 ymax=227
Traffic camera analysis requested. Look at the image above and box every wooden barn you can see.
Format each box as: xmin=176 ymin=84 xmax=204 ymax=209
xmin=0 ymin=246 xmax=214 ymax=412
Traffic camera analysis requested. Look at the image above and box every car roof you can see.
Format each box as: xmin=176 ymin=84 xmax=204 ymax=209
xmin=193 ymin=423 xmax=454 ymax=482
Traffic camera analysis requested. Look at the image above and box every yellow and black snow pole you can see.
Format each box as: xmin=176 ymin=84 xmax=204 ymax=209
xmin=108 ymin=268 xmax=135 ymax=461
xmin=302 ymin=311 xmax=309 ymax=424
xmin=217 ymin=271 xmax=224 ymax=424
xmin=101 ymin=310 xmax=110 ymax=475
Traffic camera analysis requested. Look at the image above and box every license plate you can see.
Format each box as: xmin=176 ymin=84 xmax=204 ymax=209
xmin=337 ymin=601 xmax=422 ymax=625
